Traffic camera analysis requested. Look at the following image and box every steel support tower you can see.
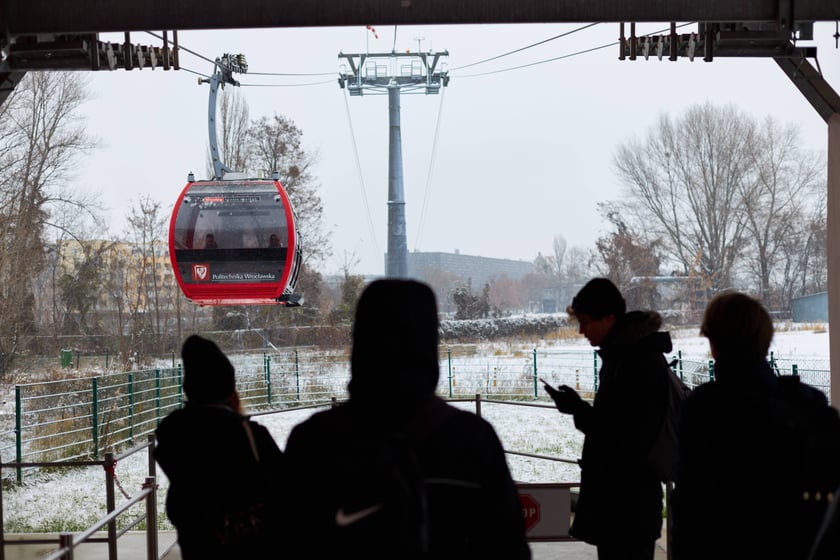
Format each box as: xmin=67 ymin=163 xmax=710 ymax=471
xmin=339 ymin=50 xmax=449 ymax=278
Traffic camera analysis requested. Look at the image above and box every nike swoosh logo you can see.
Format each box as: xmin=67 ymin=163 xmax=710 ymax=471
xmin=335 ymin=503 xmax=384 ymax=527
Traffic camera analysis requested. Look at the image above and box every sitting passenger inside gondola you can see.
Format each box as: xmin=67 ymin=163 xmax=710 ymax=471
xmin=204 ymin=234 xmax=218 ymax=249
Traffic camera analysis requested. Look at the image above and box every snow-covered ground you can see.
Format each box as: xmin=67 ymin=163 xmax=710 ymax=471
xmin=1 ymin=322 xmax=830 ymax=532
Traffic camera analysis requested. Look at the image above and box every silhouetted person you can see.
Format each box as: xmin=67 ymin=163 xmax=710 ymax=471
xmin=672 ymin=291 xmax=839 ymax=560
xmin=268 ymin=233 xmax=281 ymax=248
xmin=542 ymin=278 xmax=670 ymax=560
xmin=204 ymin=233 xmax=218 ymax=249
xmin=154 ymin=335 xmax=284 ymax=559
xmin=283 ymin=279 xmax=530 ymax=559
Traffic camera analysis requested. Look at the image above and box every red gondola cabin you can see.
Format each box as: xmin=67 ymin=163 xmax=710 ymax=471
xmin=169 ymin=178 xmax=302 ymax=306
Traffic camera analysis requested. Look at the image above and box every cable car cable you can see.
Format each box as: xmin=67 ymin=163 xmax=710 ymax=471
xmin=414 ymin=85 xmax=446 ymax=251
xmin=239 ymin=79 xmax=337 ymax=88
xmin=179 ymin=66 xmax=211 ymax=79
xmin=449 ymin=22 xmax=601 ymax=71
xmin=451 ymin=22 xmax=696 ymax=78
xmin=247 ymin=71 xmax=337 ymax=77
xmin=144 ymin=31 xmax=216 ymax=65
xmin=341 ymin=88 xmax=381 ymax=258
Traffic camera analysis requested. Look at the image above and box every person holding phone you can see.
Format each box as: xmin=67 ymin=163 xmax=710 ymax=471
xmin=543 ymin=278 xmax=672 ymax=560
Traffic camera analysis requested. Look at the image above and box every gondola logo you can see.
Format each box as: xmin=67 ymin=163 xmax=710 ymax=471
xmin=192 ymin=264 xmax=209 ymax=281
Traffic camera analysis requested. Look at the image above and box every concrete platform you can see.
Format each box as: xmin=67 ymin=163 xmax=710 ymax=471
xmin=3 ymin=531 xmax=667 ymax=559
xmin=3 ymin=532 xmax=180 ymax=560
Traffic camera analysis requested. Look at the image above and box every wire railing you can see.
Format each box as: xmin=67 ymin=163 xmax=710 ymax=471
xmin=0 ymin=435 xmax=168 ymax=560
xmin=4 ymin=347 xmax=830 ymax=483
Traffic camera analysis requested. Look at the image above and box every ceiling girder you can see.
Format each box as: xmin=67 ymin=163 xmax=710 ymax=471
xmin=1 ymin=0 xmax=840 ymax=35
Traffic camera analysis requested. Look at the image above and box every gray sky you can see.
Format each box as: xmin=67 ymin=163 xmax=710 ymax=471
xmin=77 ymin=22 xmax=840 ymax=276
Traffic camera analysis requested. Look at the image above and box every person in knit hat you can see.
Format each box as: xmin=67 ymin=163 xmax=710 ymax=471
xmin=180 ymin=334 xmax=237 ymax=405
xmin=155 ymin=335 xmax=285 ymax=559
xmin=284 ymin=279 xmax=530 ymax=559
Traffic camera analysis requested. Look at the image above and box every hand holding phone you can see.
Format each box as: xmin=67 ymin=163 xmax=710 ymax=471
xmin=542 ymin=380 xmax=583 ymax=415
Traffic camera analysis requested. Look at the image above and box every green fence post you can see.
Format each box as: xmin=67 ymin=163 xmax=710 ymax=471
xmin=177 ymin=364 xmax=183 ymax=406
xmin=708 ymin=360 xmax=715 ymax=382
xmin=266 ymin=354 xmax=272 ymax=405
xmin=295 ymin=350 xmax=300 ymax=402
xmin=171 ymin=351 xmax=175 ymax=369
xmin=92 ymin=377 xmax=100 ymax=460
xmin=678 ymin=350 xmax=684 ymax=381
xmin=76 ymin=351 xmax=81 ymax=369
xmin=533 ymin=349 xmax=538 ymax=398
xmin=593 ymin=351 xmax=599 ymax=393
xmin=128 ymin=372 xmax=135 ymax=445
xmin=15 ymin=385 xmax=22 ymax=483
xmin=792 ymin=364 xmax=799 ymax=377
xmin=447 ymin=348 xmax=453 ymax=398
xmin=155 ymin=369 xmax=161 ymax=426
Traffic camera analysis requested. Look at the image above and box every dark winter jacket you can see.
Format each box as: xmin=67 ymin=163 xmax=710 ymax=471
xmin=283 ymin=279 xmax=530 ymax=559
xmin=569 ymin=310 xmax=672 ymax=546
xmin=154 ymin=402 xmax=285 ymax=560
xmin=671 ymin=356 xmax=833 ymax=560
xmin=285 ymin=396 xmax=530 ymax=559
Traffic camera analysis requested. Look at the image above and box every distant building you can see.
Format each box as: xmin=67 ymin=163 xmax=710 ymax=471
xmin=391 ymin=250 xmax=534 ymax=314
xmin=791 ymin=292 xmax=828 ymax=322
xmin=405 ymin=251 xmax=533 ymax=287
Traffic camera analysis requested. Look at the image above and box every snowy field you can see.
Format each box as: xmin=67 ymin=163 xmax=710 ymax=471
xmin=1 ymin=322 xmax=830 ymax=532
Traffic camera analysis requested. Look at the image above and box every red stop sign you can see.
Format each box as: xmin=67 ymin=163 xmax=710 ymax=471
xmin=520 ymin=493 xmax=540 ymax=531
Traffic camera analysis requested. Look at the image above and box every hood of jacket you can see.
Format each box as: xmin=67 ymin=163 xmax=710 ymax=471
xmin=599 ymin=310 xmax=673 ymax=356
xmin=348 ymin=280 xmax=440 ymax=413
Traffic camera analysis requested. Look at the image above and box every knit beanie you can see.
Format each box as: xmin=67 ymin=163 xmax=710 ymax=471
xmin=181 ymin=335 xmax=235 ymax=403
xmin=568 ymin=278 xmax=627 ymax=319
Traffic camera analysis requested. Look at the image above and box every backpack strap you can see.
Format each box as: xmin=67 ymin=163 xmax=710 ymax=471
xmin=242 ymin=420 xmax=260 ymax=463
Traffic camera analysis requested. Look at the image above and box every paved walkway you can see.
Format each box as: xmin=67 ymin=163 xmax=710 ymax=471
xmin=3 ymin=531 xmax=668 ymax=559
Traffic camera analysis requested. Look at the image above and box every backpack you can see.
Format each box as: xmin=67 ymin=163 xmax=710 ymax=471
xmin=769 ymin=375 xmax=840 ymax=558
xmin=646 ymin=357 xmax=691 ymax=482
xmin=332 ymin=403 xmax=455 ymax=557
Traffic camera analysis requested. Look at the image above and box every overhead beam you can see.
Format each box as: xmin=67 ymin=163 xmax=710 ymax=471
xmin=774 ymin=56 xmax=840 ymax=123
xmin=2 ymin=0 xmax=840 ymax=35
xmin=0 ymin=71 xmax=25 ymax=106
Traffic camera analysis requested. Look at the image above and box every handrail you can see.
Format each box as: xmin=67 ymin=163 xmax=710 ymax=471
xmin=41 ymin=477 xmax=157 ymax=560
xmin=506 ymin=450 xmax=579 ymax=465
xmin=0 ymin=435 xmax=159 ymax=560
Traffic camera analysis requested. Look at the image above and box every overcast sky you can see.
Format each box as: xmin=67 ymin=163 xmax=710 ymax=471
xmin=76 ymin=22 xmax=840 ymax=276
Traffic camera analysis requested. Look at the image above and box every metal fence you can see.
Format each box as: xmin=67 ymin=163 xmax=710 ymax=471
xmin=1 ymin=398 xmax=578 ymax=557
xmin=0 ymin=436 xmax=167 ymax=560
xmin=3 ymin=346 xmax=830 ymax=483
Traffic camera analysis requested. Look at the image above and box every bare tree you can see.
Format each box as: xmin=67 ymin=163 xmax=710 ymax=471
xmin=594 ymin=210 xmax=662 ymax=309
xmin=246 ymin=114 xmax=331 ymax=267
xmin=327 ymin=251 xmax=365 ymax=325
xmin=123 ymin=196 xmax=173 ymax=355
xmin=0 ymin=72 xmax=96 ymax=369
xmin=738 ymin=115 xmax=824 ymax=305
xmin=779 ymin=199 xmax=827 ymax=304
xmin=613 ymin=103 xmax=754 ymax=291
xmin=209 ymin=87 xmax=251 ymax=175
xmin=488 ymin=275 xmax=527 ymax=314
